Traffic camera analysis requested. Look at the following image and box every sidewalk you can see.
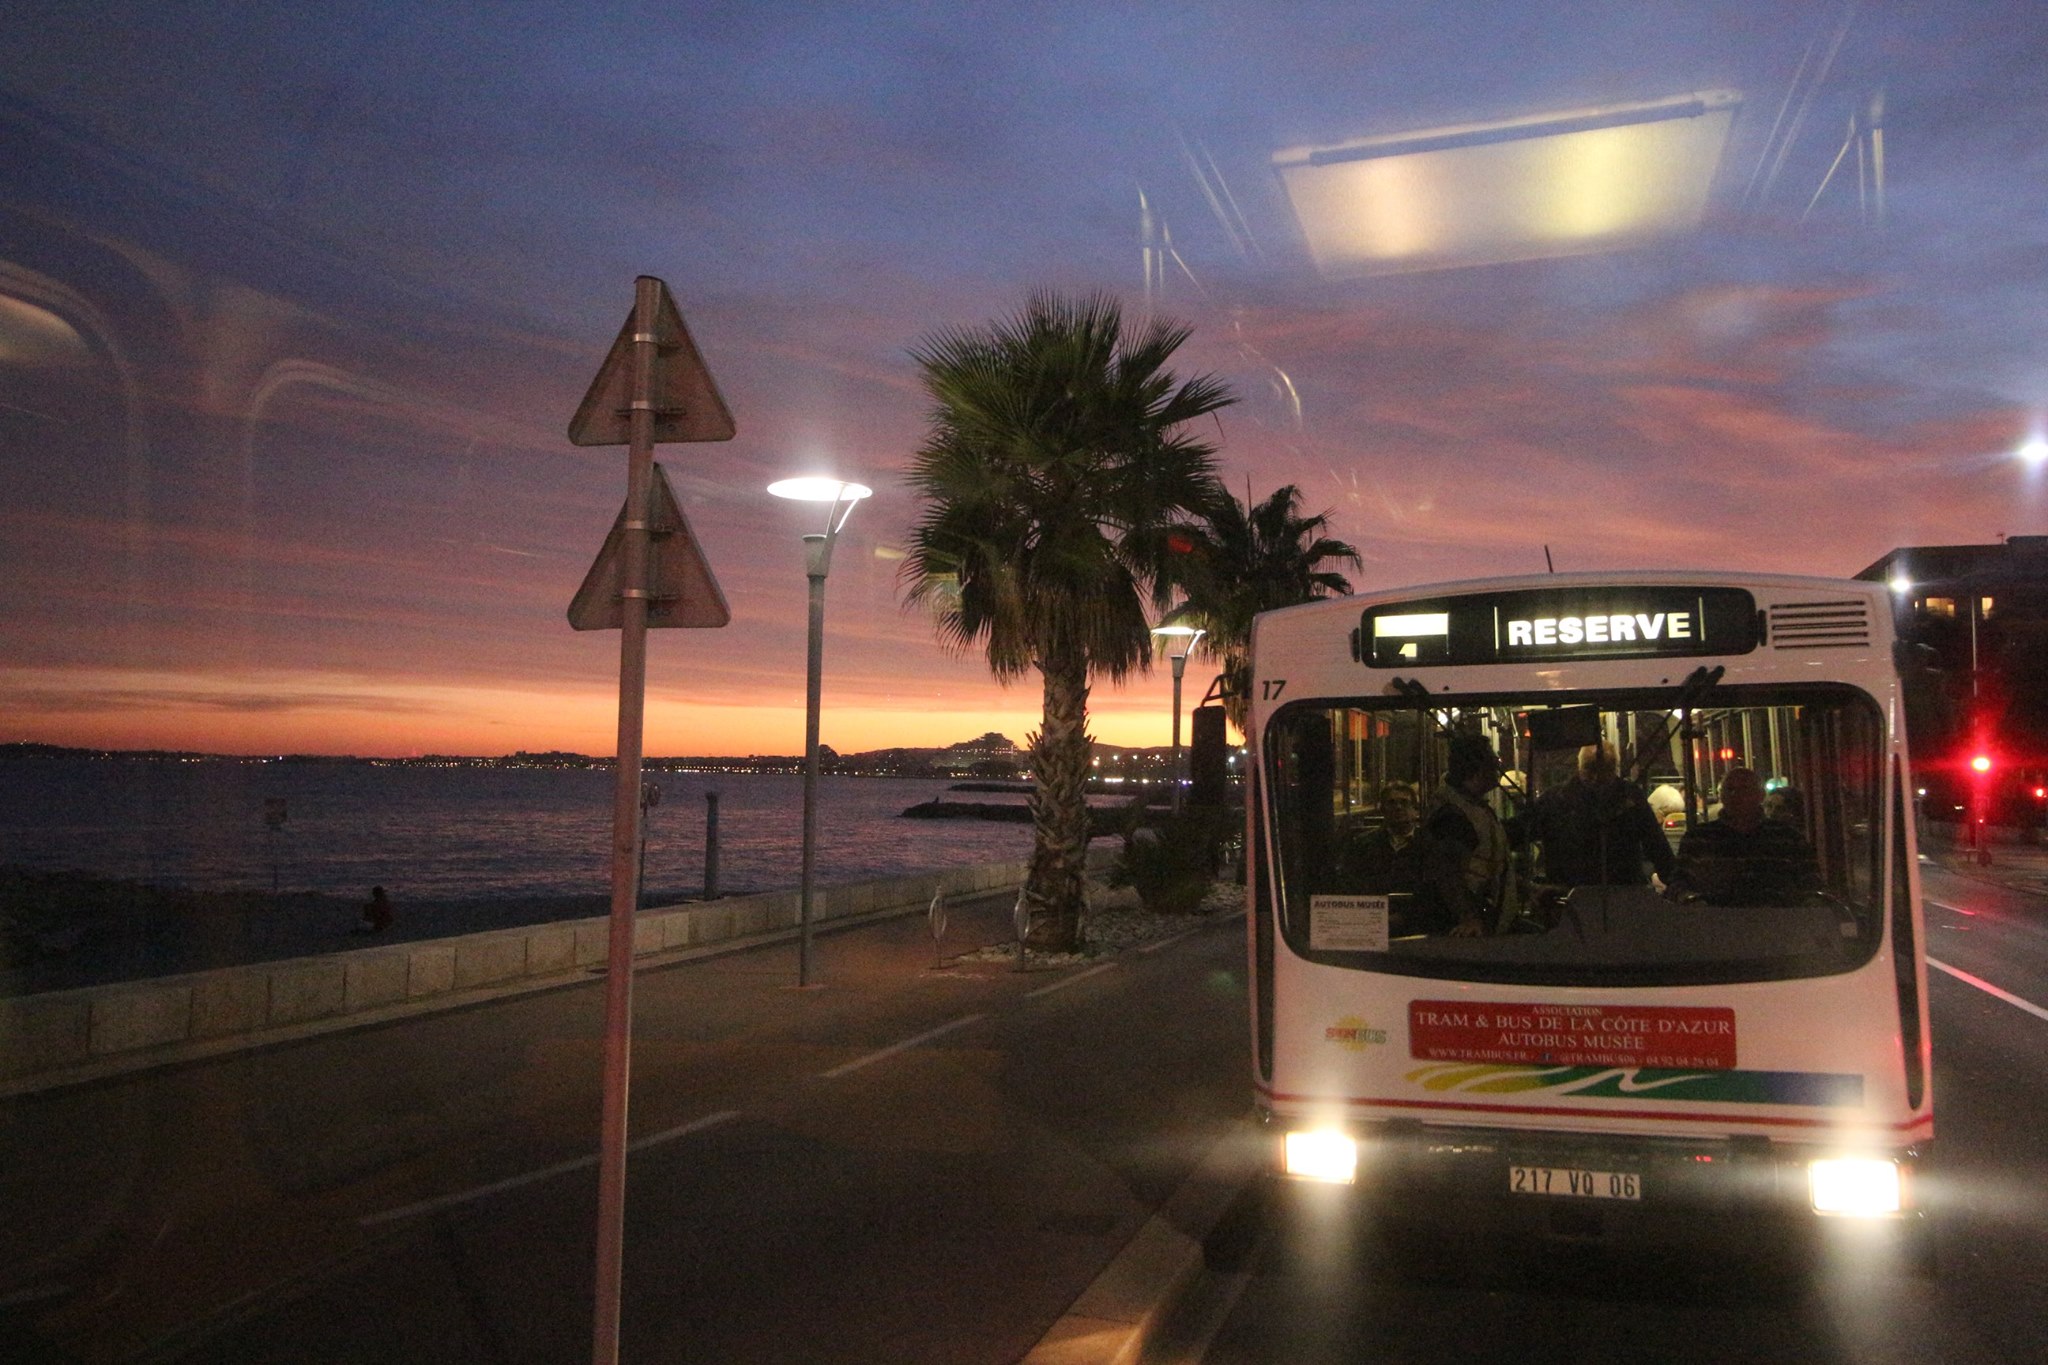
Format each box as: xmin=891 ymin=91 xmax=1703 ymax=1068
xmin=0 ymin=860 xmax=1040 ymax=1094
xmin=1919 ymin=826 xmax=2048 ymax=900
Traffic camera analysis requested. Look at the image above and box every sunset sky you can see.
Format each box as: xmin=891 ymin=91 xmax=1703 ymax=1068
xmin=3 ymin=1 xmax=2046 ymax=757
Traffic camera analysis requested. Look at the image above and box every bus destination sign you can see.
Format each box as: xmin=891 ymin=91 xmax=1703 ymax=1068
xmin=1361 ymin=586 xmax=1758 ymax=668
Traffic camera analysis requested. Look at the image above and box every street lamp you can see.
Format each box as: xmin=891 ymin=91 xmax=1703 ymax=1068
xmin=1151 ymin=625 xmax=1205 ymax=813
xmin=768 ymin=475 xmax=872 ymax=986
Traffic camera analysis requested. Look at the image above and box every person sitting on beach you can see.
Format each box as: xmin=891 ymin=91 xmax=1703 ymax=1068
xmin=355 ymin=886 xmax=394 ymax=934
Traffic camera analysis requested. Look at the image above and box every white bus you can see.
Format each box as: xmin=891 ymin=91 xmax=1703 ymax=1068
xmin=1246 ymin=572 xmax=1932 ymax=1267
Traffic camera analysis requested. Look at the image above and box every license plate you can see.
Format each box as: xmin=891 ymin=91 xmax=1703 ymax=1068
xmin=1509 ymin=1165 xmax=1641 ymax=1201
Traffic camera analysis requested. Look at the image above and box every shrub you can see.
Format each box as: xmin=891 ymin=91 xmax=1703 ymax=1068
xmin=1110 ymin=806 xmax=1233 ymax=914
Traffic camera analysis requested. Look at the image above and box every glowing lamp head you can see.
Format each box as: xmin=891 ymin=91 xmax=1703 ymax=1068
xmin=767 ymin=477 xmax=872 ymax=504
xmin=768 ymin=475 xmax=872 ymax=547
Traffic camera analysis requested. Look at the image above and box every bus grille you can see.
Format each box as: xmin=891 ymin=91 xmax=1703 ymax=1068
xmin=1768 ymin=599 xmax=1871 ymax=649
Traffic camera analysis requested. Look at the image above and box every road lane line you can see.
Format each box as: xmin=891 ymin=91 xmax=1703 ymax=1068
xmin=359 ymin=1110 xmax=741 ymax=1226
xmin=1929 ymin=957 xmax=2048 ymax=1025
xmin=0 ymin=1285 xmax=68 ymax=1309
xmin=1025 ymin=962 xmax=1119 ymax=997
xmin=818 ymin=1013 xmax=985 ymax=1079
xmin=627 ymin=1108 xmax=744 ymax=1153
xmin=1137 ymin=907 xmax=1244 ymax=953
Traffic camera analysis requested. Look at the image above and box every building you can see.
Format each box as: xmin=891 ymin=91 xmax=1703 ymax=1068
xmin=941 ymin=732 xmax=1023 ymax=777
xmin=1854 ymin=536 xmax=2048 ymax=828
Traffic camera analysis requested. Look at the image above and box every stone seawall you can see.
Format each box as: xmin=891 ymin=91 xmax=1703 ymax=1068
xmin=1 ymin=860 xmax=1029 ymax=1094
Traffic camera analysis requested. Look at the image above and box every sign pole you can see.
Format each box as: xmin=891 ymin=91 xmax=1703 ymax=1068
xmin=567 ymin=273 xmax=732 ymax=1365
xmin=592 ymin=275 xmax=661 ymax=1365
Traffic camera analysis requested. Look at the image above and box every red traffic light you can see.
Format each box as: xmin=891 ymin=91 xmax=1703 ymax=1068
xmin=1970 ymin=753 xmax=1993 ymax=775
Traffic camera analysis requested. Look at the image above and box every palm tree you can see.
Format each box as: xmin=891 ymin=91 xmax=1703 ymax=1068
xmin=902 ymin=292 xmax=1233 ymax=951
xmin=1165 ymin=483 xmax=1361 ymax=734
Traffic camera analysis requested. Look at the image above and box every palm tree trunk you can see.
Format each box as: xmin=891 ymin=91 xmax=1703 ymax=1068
xmin=1025 ymin=649 xmax=1092 ymax=951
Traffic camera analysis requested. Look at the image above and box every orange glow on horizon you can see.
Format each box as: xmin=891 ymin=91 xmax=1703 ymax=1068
xmin=0 ymin=665 xmax=1206 ymax=758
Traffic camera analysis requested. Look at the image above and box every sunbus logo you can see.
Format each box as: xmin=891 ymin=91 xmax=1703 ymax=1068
xmin=1325 ymin=1016 xmax=1388 ymax=1051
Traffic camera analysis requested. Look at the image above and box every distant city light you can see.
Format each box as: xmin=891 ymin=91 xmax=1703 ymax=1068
xmin=2020 ymin=435 xmax=2048 ymax=467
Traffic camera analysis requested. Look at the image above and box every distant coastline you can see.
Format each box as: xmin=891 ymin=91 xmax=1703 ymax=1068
xmin=0 ymin=737 xmax=1187 ymax=783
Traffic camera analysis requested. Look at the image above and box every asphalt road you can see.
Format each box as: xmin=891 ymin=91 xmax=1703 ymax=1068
xmin=1156 ymin=861 xmax=2048 ymax=1365
xmin=0 ymin=892 xmax=1251 ymax=1362
xmin=9 ymin=859 xmax=2047 ymax=1364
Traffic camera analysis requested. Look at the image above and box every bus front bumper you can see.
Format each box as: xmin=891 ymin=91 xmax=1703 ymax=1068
xmin=1260 ymin=1110 xmax=1931 ymax=1265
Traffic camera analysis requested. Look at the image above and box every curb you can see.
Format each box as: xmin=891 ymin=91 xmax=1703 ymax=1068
xmin=1020 ymin=1121 xmax=1264 ymax=1365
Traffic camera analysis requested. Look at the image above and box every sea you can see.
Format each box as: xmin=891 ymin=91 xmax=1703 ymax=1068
xmin=0 ymin=755 xmax=1044 ymax=906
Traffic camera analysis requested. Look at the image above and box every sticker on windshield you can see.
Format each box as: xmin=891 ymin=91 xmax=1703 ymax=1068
xmin=1409 ymin=1000 xmax=1737 ymax=1070
xmin=1310 ymin=894 xmax=1390 ymax=952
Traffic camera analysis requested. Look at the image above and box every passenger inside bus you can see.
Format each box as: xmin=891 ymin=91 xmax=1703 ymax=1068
xmin=1764 ymin=782 xmax=1808 ymax=831
xmin=1421 ymin=734 xmax=1515 ymax=938
xmin=1528 ymin=741 xmax=1676 ymax=890
xmin=1668 ymin=766 xmax=1821 ymax=907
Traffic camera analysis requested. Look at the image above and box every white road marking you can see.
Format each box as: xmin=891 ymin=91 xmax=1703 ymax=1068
xmin=817 ymin=1013 xmax=985 ymax=1079
xmin=1136 ymin=907 xmax=1245 ymax=954
xmin=1025 ymin=962 xmax=1119 ymax=997
xmin=1926 ymin=898 xmax=1978 ymax=928
xmin=0 ymin=1285 xmax=68 ymax=1309
xmin=359 ymin=1110 xmax=741 ymax=1226
xmin=1929 ymin=957 xmax=2048 ymax=1025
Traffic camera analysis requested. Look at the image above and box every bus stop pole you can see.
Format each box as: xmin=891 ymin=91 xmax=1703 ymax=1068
xmin=592 ymin=277 xmax=660 ymax=1365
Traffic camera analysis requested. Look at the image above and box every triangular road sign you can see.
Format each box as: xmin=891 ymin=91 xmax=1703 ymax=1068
xmin=568 ymin=279 xmax=737 ymax=446
xmin=568 ymin=462 xmax=731 ymax=630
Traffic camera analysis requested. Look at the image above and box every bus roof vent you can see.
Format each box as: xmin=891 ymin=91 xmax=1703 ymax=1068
xmin=1768 ymin=598 xmax=1870 ymax=650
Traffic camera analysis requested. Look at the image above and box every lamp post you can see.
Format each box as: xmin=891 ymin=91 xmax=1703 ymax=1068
xmin=1151 ymin=625 xmax=1204 ymax=813
xmin=768 ymin=475 xmax=872 ymax=986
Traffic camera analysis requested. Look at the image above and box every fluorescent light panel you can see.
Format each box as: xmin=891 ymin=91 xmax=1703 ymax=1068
xmin=1275 ymin=91 xmax=1741 ymax=278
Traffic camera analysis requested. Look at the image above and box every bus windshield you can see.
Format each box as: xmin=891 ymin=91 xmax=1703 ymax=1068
xmin=1264 ymin=682 xmax=1886 ymax=987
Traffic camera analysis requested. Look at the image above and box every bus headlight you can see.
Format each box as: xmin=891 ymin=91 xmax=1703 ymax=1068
xmin=1283 ymin=1129 xmax=1358 ymax=1184
xmin=1809 ymin=1157 xmax=1903 ymax=1217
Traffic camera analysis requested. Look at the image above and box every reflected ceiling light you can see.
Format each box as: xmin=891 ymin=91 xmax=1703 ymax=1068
xmin=0 ymin=294 xmax=91 ymax=367
xmin=1274 ymin=90 xmax=1742 ymax=278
